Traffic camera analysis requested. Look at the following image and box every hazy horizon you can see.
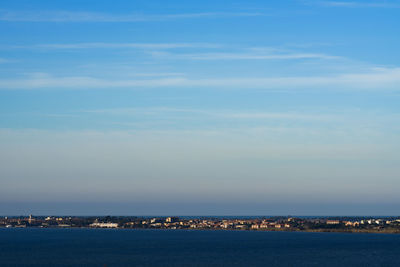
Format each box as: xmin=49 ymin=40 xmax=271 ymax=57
xmin=1 ymin=0 xmax=400 ymax=216
xmin=2 ymin=202 xmax=400 ymax=217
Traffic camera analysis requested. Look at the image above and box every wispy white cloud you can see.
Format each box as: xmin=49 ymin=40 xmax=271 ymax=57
xmin=154 ymin=51 xmax=340 ymax=60
xmin=0 ymin=73 xmax=188 ymax=89
xmin=1 ymin=67 xmax=399 ymax=91
xmin=223 ymin=112 xmax=332 ymax=120
xmin=128 ymin=72 xmax=185 ymax=77
xmin=6 ymin=42 xmax=340 ymax=62
xmin=143 ymin=45 xmax=341 ymax=61
xmin=317 ymin=1 xmax=400 ymax=8
xmin=3 ymin=40 xmax=343 ymax=67
xmin=0 ymin=10 xmax=264 ymax=22
xmin=25 ymin=42 xmax=220 ymax=50
xmin=0 ymin=58 xmax=10 ymax=63
xmin=84 ymin=107 xmax=333 ymax=121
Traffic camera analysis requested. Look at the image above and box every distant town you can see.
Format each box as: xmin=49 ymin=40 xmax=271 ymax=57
xmin=2 ymin=215 xmax=400 ymax=234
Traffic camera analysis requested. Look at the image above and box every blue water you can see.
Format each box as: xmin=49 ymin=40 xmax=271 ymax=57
xmin=1 ymin=229 xmax=400 ymax=266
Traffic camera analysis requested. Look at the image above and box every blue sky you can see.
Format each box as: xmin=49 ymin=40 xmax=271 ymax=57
xmin=1 ymin=0 xmax=400 ymax=216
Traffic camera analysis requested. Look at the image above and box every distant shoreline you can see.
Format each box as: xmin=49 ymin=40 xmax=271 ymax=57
xmin=3 ymin=216 xmax=400 ymax=234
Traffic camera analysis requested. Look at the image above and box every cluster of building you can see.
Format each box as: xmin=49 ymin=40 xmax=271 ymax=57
xmin=122 ymin=217 xmax=292 ymax=230
xmin=1 ymin=215 xmax=400 ymax=233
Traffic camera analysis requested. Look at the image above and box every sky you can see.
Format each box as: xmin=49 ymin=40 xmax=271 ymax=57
xmin=0 ymin=0 xmax=400 ymax=216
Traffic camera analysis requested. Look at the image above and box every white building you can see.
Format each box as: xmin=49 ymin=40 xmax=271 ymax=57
xmin=90 ymin=222 xmax=118 ymax=228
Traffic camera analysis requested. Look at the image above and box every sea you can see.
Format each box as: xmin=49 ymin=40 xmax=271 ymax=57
xmin=1 ymin=228 xmax=400 ymax=266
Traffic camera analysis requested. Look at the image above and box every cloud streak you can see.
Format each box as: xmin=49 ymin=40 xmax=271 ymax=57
xmin=154 ymin=51 xmax=340 ymax=60
xmin=6 ymin=43 xmax=340 ymax=62
xmin=317 ymin=1 xmax=400 ymax=8
xmin=0 ymin=68 xmax=399 ymax=91
xmin=84 ymin=107 xmax=334 ymax=121
xmin=0 ymin=10 xmax=264 ymax=22
xmin=0 ymin=58 xmax=10 ymax=63
xmin=25 ymin=42 xmax=220 ymax=50
xmin=12 ymin=43 xmax=338 ymax=61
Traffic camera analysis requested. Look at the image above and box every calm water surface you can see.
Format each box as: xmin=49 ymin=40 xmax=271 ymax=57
xmin=0 ymin=228 xmax=400 ymax=266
